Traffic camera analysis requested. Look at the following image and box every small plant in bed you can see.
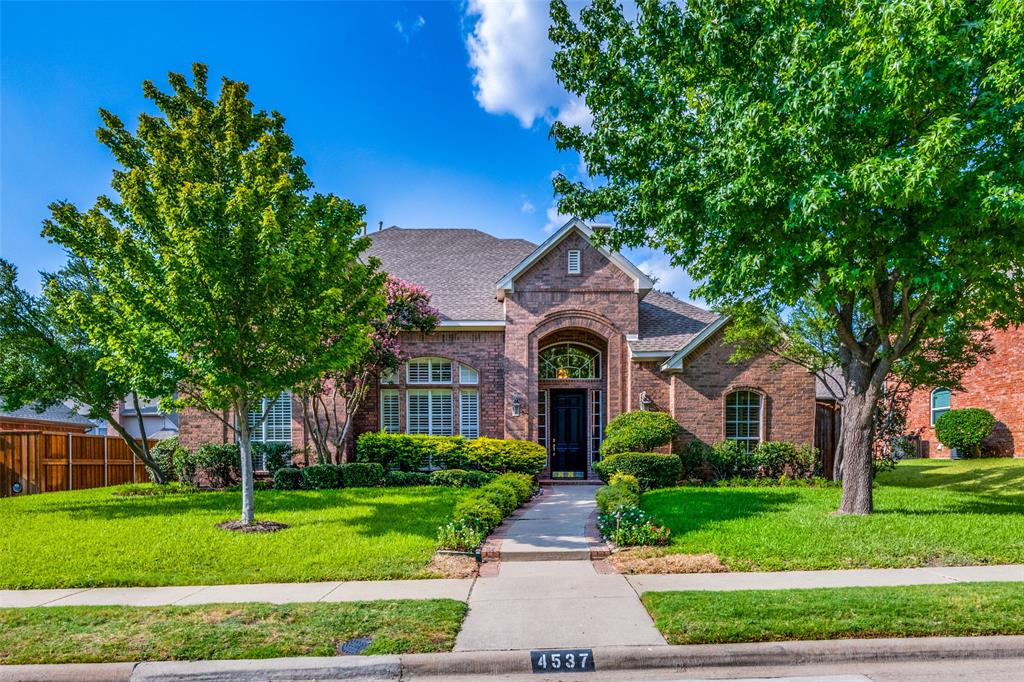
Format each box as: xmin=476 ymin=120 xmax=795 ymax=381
xmin=598 ymin=506 xmax=671 ymax=547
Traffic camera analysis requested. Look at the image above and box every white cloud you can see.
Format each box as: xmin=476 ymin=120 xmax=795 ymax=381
xmin=395 ymin=15 xmax=426 ymax=42
xmin=464 ymin=0 xmax=591 ymax=128
xmin=521 ymin=198 xmax=536 ymax=214
xmin=633 ymin=250 xmax=700 ymax=302
xmin=543 ymin=201 xmax=573 ymax=234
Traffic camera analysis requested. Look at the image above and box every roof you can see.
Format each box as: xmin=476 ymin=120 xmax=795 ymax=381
xmin=365 ymin=225 xmax=717 ymax=354
xmin=816 ymin=367 xmax=845 ymax=400
xmin=366 ymin=227 xmax=535 ymax=321
xmin=634 ymin=291 xmax=720 ymax=353
xmin=496 ymin=218 xmax=654 ymax=297
xmin=0 ymin=402 xmax=94 ymax=427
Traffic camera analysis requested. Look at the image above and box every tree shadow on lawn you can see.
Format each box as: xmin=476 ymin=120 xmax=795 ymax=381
xmin=877 ymin=460 xmax=1024 ymax=495
xmin=872 ymin=497 xmax=1024 ymax=517
xmin=14 ymin=488 xmax=461 ymax=541
xmin=644 ymin=488 xmax=803 ymax=535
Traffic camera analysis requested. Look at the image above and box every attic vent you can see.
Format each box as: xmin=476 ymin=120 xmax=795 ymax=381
xmin=567 ymin=249 xmax=581 ymax=274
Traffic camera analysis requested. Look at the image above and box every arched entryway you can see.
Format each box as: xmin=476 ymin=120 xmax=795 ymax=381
xmin=536 ymin=328 xmax=608 ymax=479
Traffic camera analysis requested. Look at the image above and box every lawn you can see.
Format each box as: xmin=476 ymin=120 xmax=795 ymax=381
xmin=643 ymin=582 xmax=1024 ymax=645
xmin=0 ymin=599 xmax=466 ymax=664
xmin=642 ymin=458 xmax=1024 ymax=570
xmin=0 ymin=485 xmax=469 ymax=588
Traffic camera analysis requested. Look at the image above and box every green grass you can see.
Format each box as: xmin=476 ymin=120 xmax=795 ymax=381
xmin=643 ymin=582 xmax=1024 ymax=645
xmin=0 ymin=485 xmax=469 ymax=588
xmin=0 ymin=600 xmax=466 ymax=664
xmin=642 ymin=458 xmax=1024 ymax=570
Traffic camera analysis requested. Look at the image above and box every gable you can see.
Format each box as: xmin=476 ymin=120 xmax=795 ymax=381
xmin=496 ymin=219 xmax=654 ymax=298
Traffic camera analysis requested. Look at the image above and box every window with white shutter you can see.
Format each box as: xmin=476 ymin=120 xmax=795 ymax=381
xmin=460 ymin=390 xmax=479 ymax=439
xmin=406 ymin=389 xmax=453 ymax=435
xmin=459 ymin=364 xmax=479 ymax=385
xmin=567 ymin=249 xmax=581 ymax=274
xmin=380 ymin=389 xmax=400 ymax=433
xmin=248 ymin=392 xmax=292 ymax=445
xmin=407 ymin=358 xmax=452 ymax=384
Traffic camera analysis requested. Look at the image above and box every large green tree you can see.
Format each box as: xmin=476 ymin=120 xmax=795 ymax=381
xmin=43 ymin=64 xmax=385 ymax=523
xmin=0 ymin=258 xmax=175 ymax=481
xmin=549 ymin=0 xmax=1024 ymax=512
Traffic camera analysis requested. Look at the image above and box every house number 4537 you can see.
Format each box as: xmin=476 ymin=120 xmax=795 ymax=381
xmin=530 ymin=649 xmax=595 ymax=673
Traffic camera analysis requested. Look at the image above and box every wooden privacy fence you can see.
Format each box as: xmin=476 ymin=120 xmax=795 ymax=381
xmin=0 ymin=431 xmax=155 ymax=498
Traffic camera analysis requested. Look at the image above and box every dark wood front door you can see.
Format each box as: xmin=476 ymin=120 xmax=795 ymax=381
xmin=550 ymin=389 xmax=588 ymax=478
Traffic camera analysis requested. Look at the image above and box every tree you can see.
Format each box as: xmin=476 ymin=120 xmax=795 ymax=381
xmin=549 ymin=0 xmax=1024 ymax=513
xmin=42 ymin=64 xmax=386 ymax=524
xmin=297 ymin=276 xmax=439 ymax=464
xmin=0 ymin=259 xmax=175 ymax=482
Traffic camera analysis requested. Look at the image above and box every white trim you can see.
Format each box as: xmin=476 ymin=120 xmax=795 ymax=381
xmin=436 ymin=320 xmax=506 ymax=331
xmin=567 ymin=249 xmax=581 ymax=274
xmin=930 ymin=387 xmax=951 ymax=426
xmin=629 ymin=349 xmax=673 ymax=361
xmin=495 ymin=218 xmax=654 ymax=298
xmin=661 ymin=316 xmax=730 ymax=372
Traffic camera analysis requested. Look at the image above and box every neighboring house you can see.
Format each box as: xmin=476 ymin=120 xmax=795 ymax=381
xmin=109 ymin=394 xmax=179 ymax=441
xmin=905 ymin=325 xmax=1023 ymax=458
xmin=0 ymin=403 xmax=94 ymax=434
xmin=179 ymin=219 xmax=816 ymax=477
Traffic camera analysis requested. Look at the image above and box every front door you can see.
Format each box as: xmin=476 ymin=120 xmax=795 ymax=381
xmin=550 ymin=389 xmax=588 ymax=478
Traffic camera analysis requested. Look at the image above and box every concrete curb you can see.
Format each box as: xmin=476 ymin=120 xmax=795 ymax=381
xmin=3 ymin=636 xmax=1022 ymax=681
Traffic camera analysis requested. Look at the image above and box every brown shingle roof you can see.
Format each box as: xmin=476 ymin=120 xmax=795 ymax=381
xmin=634 ymin=290 xmax=720 ymax=353
xmin=366 ymin=227 xmax=536 ymax=321
xmin=0 ymin=402 xmax=94 ymax=427
xmin=365 ymin=226 xmax=717 ymax=353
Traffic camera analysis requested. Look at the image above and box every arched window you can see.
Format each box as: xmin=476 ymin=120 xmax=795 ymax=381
xmin=539 ymin=343 xmax=600 ymax=380
xmin=931 ymin=388 xmax=951 ymax=425
xmin=725 ymin=390 xmax=762 ymax=452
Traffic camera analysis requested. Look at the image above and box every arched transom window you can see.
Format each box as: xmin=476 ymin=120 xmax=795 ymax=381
xmin=539 ymin=343 xmax=601 ymax=380
xmin=725 ymin=390 xmax=763 ymax=452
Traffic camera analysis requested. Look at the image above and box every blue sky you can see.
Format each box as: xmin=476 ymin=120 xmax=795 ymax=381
xmin=1 ymin=1 xmax=697 ymax=300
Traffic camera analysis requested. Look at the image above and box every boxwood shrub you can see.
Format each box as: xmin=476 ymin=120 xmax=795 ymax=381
xmin=594 ymin=452 xmax=681 ymax=490
xmin=273 ymin=467 xmax=303 ymax=490
xmin=147 ymin=437 xmax=186 ymax=483
xmin=174 ymin=443 xmax=240 ymax=489
xmin=460 ymin=438 xmax=547 ymax=475
xmin=357 ymin=432 xmax=546 ymax=476
xmin=340 ymin=462 xmax=385 ymax=488
xmin=429 ymin=469 xmax=494 ymax=488
xmin=452 ymin=497 xmax=504 ymax=531
xmin=599 ymin=411 xmax=681 ymax=456
xmin=438 ymin=473 xmax=538 ymax=550
xmin=301 ymin=464 xmax=343 ymax=490
xmin=935 ymin=408 xmax=996 ymax=457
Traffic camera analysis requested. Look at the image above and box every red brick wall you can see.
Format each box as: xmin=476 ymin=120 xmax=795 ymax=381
xmin=905 ymin=325 xmax=1023 ymax=457
xmin=667 ymin=331 xmax=816 ymax=448
xmin=177 ymin=393 xmax=306 ymax=452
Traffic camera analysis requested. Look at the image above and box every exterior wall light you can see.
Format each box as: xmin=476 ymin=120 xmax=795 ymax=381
xmin=511 ymin=396 xmax=522 ymax=417
xmin=639 ymin=391 xmax=653 ymax=411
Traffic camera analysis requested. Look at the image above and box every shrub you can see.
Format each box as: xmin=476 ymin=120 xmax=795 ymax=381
xmin=460 ymin=438 xmax=548 ymax=475
xmin=384 ymin=470 xmax=431 ymax=487
xmin=498 ymin=472 xmax=536 ymax=503
xmin=453 ymin=497 xmax=504 ymax=531
xmin=597 ymin=506 xmax=671 ymax=546
xmin=596 ymin=483 xmax=641 ymax=514
xmin=301 ymin=464 xmax=343 ymax=489
xmin=429 ymin=469 xmax=494 ymax=488
xmin=594 ymin=452 xmax=681 ymax=490
xmin=341 ymin=462 xmax=385 ymax=488
xmin=147 ymin=437 xmax=186 ymax=483
xmin=609 ymin=472 xmax=641 ymax=495
xmin=478 ymin=484 xmax=518 ymax=516
xmin=705 ymin=439 xmax=752 ymax=479
xmin=252 ymin=442 xmax=293 ymax=476
xmin=273 ymin=467 xmax=303 ymax=490
xmin=680 ymin=439 xmax=714 ymax=480
xmin=356 ymin=432 xmax=463 ymax=471
xmin=599 ymin=411 xmax=681 ymax=456
xmin=175 ymin=443 xmax=240 ymax=488
xmin=751 ymin=441 xmax=796 ymax=478
xmin=436 ymin=521 xmax=486 ymax=552
xmin=935 ymin=408 xmax=996 ymax=457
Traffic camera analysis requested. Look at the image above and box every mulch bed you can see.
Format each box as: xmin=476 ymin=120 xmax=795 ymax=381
xmin=607 ymin=548 xmax=727 ymax=574
xmin=217 ymin=520 xmax=290 ymax=533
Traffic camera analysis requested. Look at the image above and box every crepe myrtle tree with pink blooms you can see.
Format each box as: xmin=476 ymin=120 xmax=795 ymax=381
xmin=297 ymin=276 xmax=439 ymax=463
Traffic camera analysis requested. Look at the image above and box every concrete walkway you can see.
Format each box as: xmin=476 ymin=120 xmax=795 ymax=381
xmin=495 ymin=485 xmax=598 ymax=560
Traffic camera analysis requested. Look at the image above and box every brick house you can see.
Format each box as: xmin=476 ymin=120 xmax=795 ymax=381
xmin=904 ymin=325 xmax=1023 ymax=458
xmin=180 ymin=219 xmax=816 ymax=477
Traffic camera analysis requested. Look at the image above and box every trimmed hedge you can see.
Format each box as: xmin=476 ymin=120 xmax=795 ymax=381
xmin=935 ymin=408 xmax=996 ymax=457
xmin=683 ymin=439 xmax=820 ymax=482
xmin=594 ymin=452 xmax=681 ymax=490
xmin=341 ymin=462 xmax=385 ymax=488
xmin=600 ymin=411 xmax=681 ymax=456
xmin=174 ymin=443 xmax=240 ymax=489
xmin=273 ymin=467 xmax=303 ymax=490
xmin=429 ymin=469 xmax=494 ymax=488
xmin=438 ymin=473 xmax=537 ymax=550
xmin=147 ymin=437 xmax=186 ymax=483
xmin=302 ymin=464 xmax=343 ymax=490
xmin=357 ymin=432 xmax=546 ymax=476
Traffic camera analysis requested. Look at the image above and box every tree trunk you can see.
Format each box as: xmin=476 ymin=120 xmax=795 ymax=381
xmin=130 ymin=393 xmax=161 ymax=483
xmin=105 ymin=411 xmax=166 ymax=484
xmin=837 ymin=385 xmax=881 ymax=514
xmin=235 ymin=398 xmax=256 ymax=525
